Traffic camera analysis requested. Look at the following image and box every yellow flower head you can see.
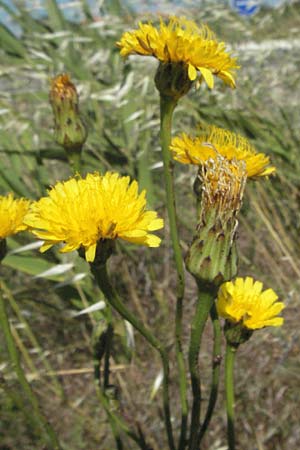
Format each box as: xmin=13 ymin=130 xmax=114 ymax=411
xmin=24 ymin=172 xmax=164 ymax=262
xmin=217 ymin=277 xmax=284 ymax=330
xmin=170 ymin=124 xmax=275 ymax=179
xmin=0 ymin=194 xmax=31 ymax=239
xmin=117 ymin=16 xmax=239 ymax=89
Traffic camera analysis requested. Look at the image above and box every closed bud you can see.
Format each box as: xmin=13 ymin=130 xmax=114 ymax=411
xmin=155 ymin=62 xmax=193 ymax=101
xmin=223 ymin=320 xmax=253 ymax=348
xmin=186 ymin=210 xmax=238 ymax=289
xmin=49 ymin=74 xmax=87 ymax=158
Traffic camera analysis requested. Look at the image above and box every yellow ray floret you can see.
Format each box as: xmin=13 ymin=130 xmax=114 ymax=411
xmin=216 ymin=277 xmax=284 ymax=330
xmin=0 ymin=194 xmax=31 ymax=239
xmin=24 ymin=172 xmax=164 ymax=262
xmin=50 ymin=73 xmax=76 ymax=98
xmin=170 ymin=124 xmax=276 ymax=179
xmin=116 ymin=16 xmax=239 ymax=89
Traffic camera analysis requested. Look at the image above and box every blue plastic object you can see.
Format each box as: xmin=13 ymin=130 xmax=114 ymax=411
xmin=230 ymin=0 xmax=260 ymax=16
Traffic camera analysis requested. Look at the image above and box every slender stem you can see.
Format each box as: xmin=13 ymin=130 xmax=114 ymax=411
xmin=103 ymin=306 xmax=114 ymax=390
xmin=93 ymin=317 xmax=146 ymax=449
xmin=108 ymin=407 xmax=124 ymax=450
xmin=159 ymin=95 xmax=184 ymax=293
xmin=113 ymin=427 xmax=124 ymax=450
xmin=94 ymin=380 xmax=142 ymax=449
xmin=67 ymin=148 xmax=82 ymax=174
xmin=175 ymin=286 xmax=188 ymax=450
xmin=160 ymin=94 xmax=187 ymax=450
xmin=188 ymin=288 xmax=214 ymax=450
xmin=94 ymin=361 xmax=124 ymax=449
xmin=198 ymin=304 xmax=222 ymax=444
xmin=91 ymin=262 xmax=175 ymax=450
xmin=225 ymin=344 xmax=236 ymax=450
xmin=0 ymin=288 xmax=61 ymax=449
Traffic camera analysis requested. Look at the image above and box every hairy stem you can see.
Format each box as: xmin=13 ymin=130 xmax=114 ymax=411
xmin=160 ymin=94 xmax=187 ymax=450
xmin=188 ymin=288 xmax=214 ymax=450
xmin=225 ymin=344 xmax=236 ymax=450
xmin=198 ymin=304 xmax=222 ymax=444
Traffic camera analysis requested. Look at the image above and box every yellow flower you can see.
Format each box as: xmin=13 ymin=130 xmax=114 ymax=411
xmin=216 ymin=277 xmax=284 ymax=330
xmin=24 ymin=172 xmax=164 ymax=262
xmin=116 ymin=16 xmax=239 ymax=89
xmin=170 ymin=124 xmax=275 ymax=178
xmin=0 ymin=194 xmax=30 ymax=239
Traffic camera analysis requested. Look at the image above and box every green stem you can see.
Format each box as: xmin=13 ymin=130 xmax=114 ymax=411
xmin=94 ymin=366 xmax=124 ymax=450
xmin=198 ymin=304 xmax=222 ymax=445
xmin=160 ymin=94 xmax=187 ymax=450
xmin=176 ymin=298 xmax=188 ymax=450
xmin=94 ymin=380 xmax=141 ymax=449
xmin=103 ymin=307 xmax=114 ymax=390
xmin=0 ymin=288 xmax=61 ymax=449
xmin=91 ymin=262 xmax=175 ymax=450
xmin=93 ymin=317 xmax=145 ymax=449
xmin=188 ymin=288 xmax=214 ymax=450
xmin=67 ymin=148 xmax=82 ymax=174
xmin=225 ymin=344 xmax=236 ymax=450
xmin=107 ymin=407 xmax=124 ymax=450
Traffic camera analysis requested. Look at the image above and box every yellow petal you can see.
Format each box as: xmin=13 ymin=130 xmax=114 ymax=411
xmin=146 ymin=234 xmax=162 ymax=247
xmin=220 ymin=70 xmax=236 ymax=88
xmin=85 ymin=244 xmax=97 ymax=262
xmin=260 ymin=166 xmax=276 ymax=177
xmin=147 ymin=218 xmax=164 ymax=231
xmin=199 ymin=67 xmax=214 ymax=89
xmin=40 ymin=242 xmax=54 ymax=253
xmin=188 ymin=63 xmax=197 ymax=81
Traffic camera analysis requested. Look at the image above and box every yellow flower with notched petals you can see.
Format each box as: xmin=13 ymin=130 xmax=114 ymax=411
xmin=117 ymin=16 xmax=239 ymax=89
xmin=0 ymin=194 xmax=31 ymax=239
xmin=216 ymin=277 xmax=284 ymax=330
xmin=24 ymin=172 xmax=164 ymax=262
xmin=170 ymin=124 xmax=275 ymax=178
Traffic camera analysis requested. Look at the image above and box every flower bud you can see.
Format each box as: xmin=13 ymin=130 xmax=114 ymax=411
xmin=49 ymin=74 xmax=87 ymax=154
xmin=186 ymin=211 xmax=238 ymax=290
xmin=155 ymin=62 xmax=193 ymax=100
xmin=223 ymin=320 xmax=253 ymax=348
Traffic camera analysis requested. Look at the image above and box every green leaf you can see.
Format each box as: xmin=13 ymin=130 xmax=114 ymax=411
xmin=45 ymin=0 xmax=67 ymax=30
xmin=0 ymin=23 xmax=26 ymax=57
xmin=3 ymin=254 xmax=62 ymax=280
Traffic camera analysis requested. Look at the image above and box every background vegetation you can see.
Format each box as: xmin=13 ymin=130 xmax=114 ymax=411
xmin=1 ymin=0 xmax=300 ymax=448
